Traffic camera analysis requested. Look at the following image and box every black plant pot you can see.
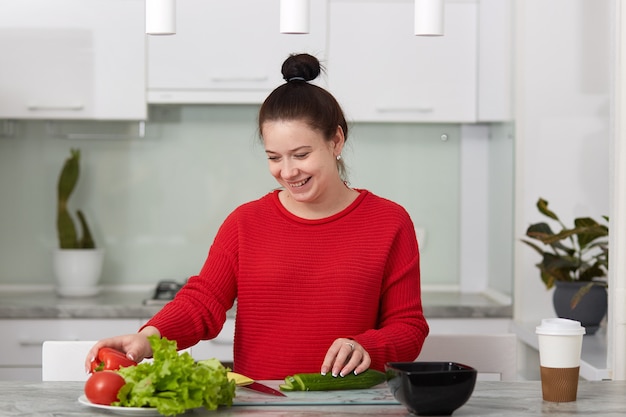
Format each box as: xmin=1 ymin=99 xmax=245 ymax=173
xmin=552 ymin=281 xmax=608 ymax=335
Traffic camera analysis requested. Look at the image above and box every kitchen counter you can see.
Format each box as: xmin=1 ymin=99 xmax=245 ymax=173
xmin=0 ymin=288 xmax=161 ymax=319
xmin=0 ymin=287 xmax=511 ymax=319
xmin=1 ymin=380 xmax=624 ymax=416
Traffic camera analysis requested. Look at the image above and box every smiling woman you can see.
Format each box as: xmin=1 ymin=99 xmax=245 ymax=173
xmin=262 ymin=119 xmax=357 ymax=219
xmin=258 ymin=54 xmax=357 ymax=219
xmin=85 ymin=53 xmax=429 ymax=381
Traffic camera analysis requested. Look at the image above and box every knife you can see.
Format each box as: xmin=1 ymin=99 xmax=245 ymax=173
xmin=227 ymin=372 xmax=287 ymax=397
xmin=241 ymin=381 xmax=287 ymax=397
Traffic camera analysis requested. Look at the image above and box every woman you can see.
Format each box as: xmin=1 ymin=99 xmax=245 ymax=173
xmin=86 ymin=53 xmax=429 ymax=380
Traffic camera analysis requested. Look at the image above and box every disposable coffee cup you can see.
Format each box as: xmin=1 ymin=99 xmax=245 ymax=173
xmin=536 ymin=318 xmax=585 ymax=402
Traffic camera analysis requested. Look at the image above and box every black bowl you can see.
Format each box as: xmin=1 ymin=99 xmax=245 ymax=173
xmin=385 ymin=362 xmax=477 ymax=416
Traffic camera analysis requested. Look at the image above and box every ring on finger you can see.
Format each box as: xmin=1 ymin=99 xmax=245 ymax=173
xmin=345 ymin=342 xmax=355 ymax=351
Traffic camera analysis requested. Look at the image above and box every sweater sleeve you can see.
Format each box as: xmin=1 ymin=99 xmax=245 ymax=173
xmin=142 ymin=211 xmax=239 ymax=350
xmin=352 ymin=209 xmax=429 ymax=371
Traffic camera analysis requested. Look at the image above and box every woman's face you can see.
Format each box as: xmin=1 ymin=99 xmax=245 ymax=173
xmin=262 ymin=119 xmax=342 ymax=205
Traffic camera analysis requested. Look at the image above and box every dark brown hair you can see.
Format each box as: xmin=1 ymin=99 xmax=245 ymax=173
xmin=258 ymin=54 xmax=349 ymax=158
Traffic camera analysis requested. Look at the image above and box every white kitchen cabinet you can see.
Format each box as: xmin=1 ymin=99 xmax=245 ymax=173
xmin=327 ymin=0 xmax=478 ymax=123
xmin=0 ymin=0 xmax=146 ymax=120
xmin=147 ymin=0 xmax=328 ymax=104
xmin=477 ymin=0 xmax=512 ymax=121
xmin=0 ymin=319 xmax=142 ymax=381
xmin=427 ymin=318 xmax=513 ymax=335
xmin=0 ymin=317 xmax=235 ymax=381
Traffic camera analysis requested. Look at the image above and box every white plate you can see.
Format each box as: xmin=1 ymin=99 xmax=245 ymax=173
xmin=78 ymin=395 xmax=162 ymax=416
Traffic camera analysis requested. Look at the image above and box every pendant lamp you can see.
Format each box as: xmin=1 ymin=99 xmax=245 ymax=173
xmin=146 ymin=0 xmax=176 ymax=35
xmin=415 ymin=0 xmax=444 ymax=36
xmin=280 ymin=0 xmax=310 ymax=34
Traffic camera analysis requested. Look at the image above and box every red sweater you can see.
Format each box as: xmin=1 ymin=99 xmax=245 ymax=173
xmin=146 ymin=189 xmax=429 ymax=380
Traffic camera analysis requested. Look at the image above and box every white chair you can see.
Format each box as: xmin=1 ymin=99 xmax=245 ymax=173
xmin=416 ymin=334 xmax=518 ymax=381
xmin=42 ymin=340 xmax=193 ymax=381
xmin=42 ymin=341 xmax=96 ymax=381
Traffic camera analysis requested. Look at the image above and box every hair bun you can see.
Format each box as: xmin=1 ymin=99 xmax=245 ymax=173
xmin=282 ymin=53 xmax=321 ymax=82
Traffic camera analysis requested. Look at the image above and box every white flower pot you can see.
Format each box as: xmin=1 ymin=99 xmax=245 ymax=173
xmin=53 ymin=248 xmax=105 ymax=297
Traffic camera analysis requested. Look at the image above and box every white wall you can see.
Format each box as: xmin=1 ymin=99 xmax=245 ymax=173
xmin=513 ymin=0 xmax=611 ymax=322
xmin=609 ymin=0 xmax=626 ymax=381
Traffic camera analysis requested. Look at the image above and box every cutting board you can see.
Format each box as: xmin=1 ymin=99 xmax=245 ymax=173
xmin=232 ymin=382 xmax=399 ymax=406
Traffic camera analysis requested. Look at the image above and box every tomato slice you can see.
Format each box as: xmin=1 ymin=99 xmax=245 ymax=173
xmin=84 ymin=371 xmax=126 ymax=405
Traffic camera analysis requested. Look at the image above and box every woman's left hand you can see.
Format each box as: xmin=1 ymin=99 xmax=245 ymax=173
xmin=320 ymin=338 xmax=371 ymax=377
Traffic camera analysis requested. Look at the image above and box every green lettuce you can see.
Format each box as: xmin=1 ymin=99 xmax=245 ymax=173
xmin=114 ymin=335 xmax=235 ymax=416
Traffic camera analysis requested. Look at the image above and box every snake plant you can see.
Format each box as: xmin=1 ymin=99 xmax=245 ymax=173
xmin=56 ymin=148 xmax=96 ymax=249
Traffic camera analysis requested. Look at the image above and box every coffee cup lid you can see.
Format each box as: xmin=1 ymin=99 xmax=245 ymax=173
xmin=536 ymin=318 xmax=586 ymax=335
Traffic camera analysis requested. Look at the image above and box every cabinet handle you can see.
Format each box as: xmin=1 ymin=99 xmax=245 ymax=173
xmin=18 ymin=340 xmax=46 ymax=347
xmin=19 ymin=338 xmax=80 ymax=346
xmin=27 ymin=104 xmax=84 ymax=111
xmin=376 ymin=106 xmax=434 ymax=113
xmin=210 ymin=76 xmax=268 ymax=83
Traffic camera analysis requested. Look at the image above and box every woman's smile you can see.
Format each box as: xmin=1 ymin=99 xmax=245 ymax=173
xmin=287 ymin=177 xmax=311 ymax=188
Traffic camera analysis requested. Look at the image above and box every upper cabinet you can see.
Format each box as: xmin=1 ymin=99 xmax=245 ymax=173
xmin=0 ymin=0 xmax=146 ymax=120
xmin=476 ymin=0 xmax=512 ymax=122
xmin=147 ymin=0 xmax=329 ymax=104
xmin=0 ymin=0 xmax=511 ymax=123
xmin=327 ymin=0 xmax=480 ymax=123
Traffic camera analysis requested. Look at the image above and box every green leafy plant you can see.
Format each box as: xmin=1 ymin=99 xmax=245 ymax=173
xmin=521 ymin=198 xmax=608 ymax=308
xmin=56 ymin=148 xmax=96 ymax=249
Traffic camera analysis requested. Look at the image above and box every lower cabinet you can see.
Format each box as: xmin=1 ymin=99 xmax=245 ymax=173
xmin=1 ymin=317 xmax=516 ymax=380
xmin=427 ymin=318 xmax=513 ymax=334
xmin=0 ymin=318 xmax=236 ymax=381
xmin=424 ymin=319 xmax=517 ymax=381
xmin=0 ymin=319 xmax=143 ymax=381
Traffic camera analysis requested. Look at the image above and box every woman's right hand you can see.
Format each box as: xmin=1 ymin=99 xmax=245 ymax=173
xmin=84 ymin=326 xmax=160 ymax=373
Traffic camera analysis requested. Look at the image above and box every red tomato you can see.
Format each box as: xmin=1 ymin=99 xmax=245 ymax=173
xmin=84 ymin=371 xmax=126 ymax=405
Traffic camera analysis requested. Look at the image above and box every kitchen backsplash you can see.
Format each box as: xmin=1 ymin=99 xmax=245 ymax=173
xmin=0 ymin=105 xmax=511 ymax=293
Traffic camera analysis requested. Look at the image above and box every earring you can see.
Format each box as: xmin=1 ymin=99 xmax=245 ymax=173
xmin=336 ymin=154 xmax=342 ymax=161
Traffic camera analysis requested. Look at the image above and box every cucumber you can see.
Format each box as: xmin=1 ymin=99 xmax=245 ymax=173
xmin=279 ymin=369 xmax=387 ymax=391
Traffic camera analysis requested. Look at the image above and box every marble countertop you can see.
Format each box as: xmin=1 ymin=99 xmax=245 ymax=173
xmin=0 ymin=287 xmax=511 ymax=320
xmin=0 ymin=288 xmax=161 ymax=319
xmin=1 ymin=380 xmax=624 ymax=416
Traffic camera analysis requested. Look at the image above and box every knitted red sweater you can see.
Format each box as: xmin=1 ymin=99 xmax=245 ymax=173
xmin=145 ymin=189 xmax=429 ymax=380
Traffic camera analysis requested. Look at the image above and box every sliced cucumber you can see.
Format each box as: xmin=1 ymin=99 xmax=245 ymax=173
xmin=279 ymin=369 xmax=387 ymax=391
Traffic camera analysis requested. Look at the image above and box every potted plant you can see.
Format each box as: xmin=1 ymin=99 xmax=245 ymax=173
xmin=521 ymin=198 xmax=609 ymax=334
xmin=53 ymin=148 xmax=104 ymax=297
